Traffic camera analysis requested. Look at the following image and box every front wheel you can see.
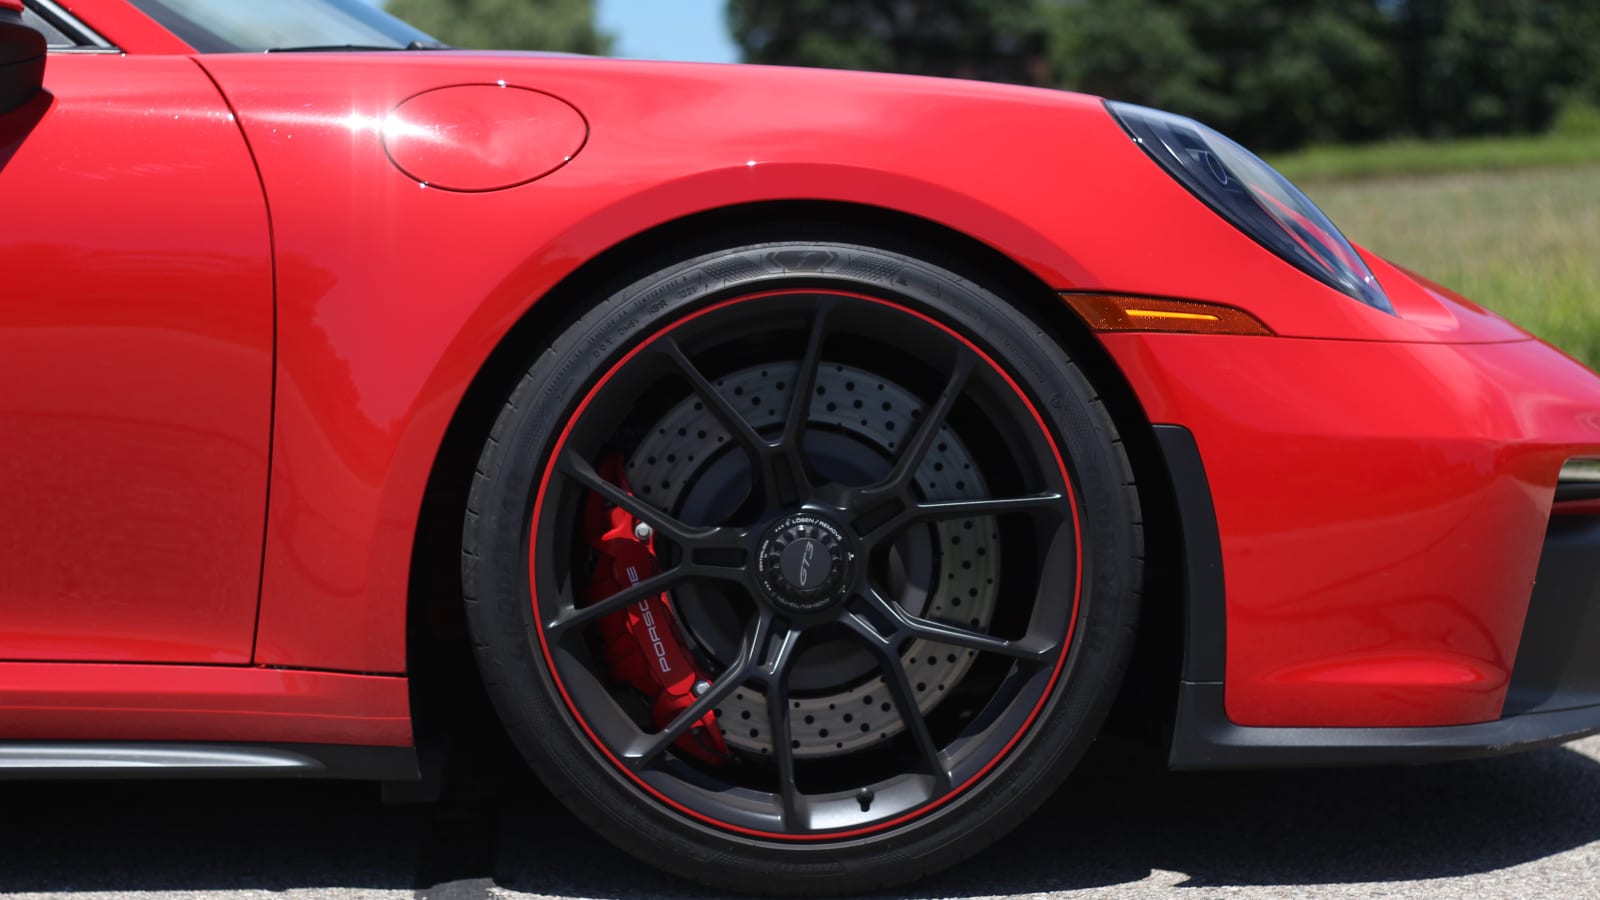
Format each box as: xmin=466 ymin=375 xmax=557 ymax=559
xmin=463 ymin=239 xmax=1143 ymax=895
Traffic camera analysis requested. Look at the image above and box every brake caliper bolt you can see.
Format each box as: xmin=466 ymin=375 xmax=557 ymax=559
xmin=633 ymin=522 xmax=653 ymax=542
xmin=693 ymin=681 xmax=711 ymax=696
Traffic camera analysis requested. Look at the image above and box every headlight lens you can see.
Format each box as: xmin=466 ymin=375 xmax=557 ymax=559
xmin=1107 ymin=100 xmax=1393 ymax=315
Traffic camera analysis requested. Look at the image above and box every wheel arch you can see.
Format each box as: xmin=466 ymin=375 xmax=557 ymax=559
xmin=404 ymin=199 xmax=1186 ymax=752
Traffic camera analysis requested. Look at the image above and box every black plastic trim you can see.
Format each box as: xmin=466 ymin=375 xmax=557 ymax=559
xmin=0 ymin=7 xmax=45 ymax=117
xmin=24 ymin=0 xmax=114 ymax=49
xmin=1504 ymin=514 xmax=1600 ymax=715
xmin=0 ymin=742 xmax=420 ymax=781
xmin=1556 ymin=482 xmax=1600 ymax=503
xmin=1152 ymin=426 xmax=1227 ymax=683
xmin=1169 ymin=681 xmax=1600 ymax=769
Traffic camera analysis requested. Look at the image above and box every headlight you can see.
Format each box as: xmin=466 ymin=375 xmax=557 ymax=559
xmin=1107 ymin=100 xmax=1393 ymax=315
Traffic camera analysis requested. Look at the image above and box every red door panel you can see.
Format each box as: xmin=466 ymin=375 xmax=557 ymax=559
xmin=0 ymin=54 xmax=272 ymax=663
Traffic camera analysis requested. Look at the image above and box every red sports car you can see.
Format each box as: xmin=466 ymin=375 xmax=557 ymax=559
xmin=3 ymin=0 xmax=1599 ymax=894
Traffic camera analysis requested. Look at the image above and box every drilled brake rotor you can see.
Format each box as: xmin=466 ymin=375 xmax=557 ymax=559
xmin=627 ymin=361 xmax=999 ymax=759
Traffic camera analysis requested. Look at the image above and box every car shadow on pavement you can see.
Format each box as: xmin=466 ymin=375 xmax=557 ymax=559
xmin=886 ymin=737 xmax=1600 ymax=898
xmin=2 ymin=736 xmax=1598 ymax=898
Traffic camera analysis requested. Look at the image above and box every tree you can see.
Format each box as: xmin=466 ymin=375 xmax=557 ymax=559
xmin=384 ymin=0 xmax=612 ymax=54
xmin=1046 ymin=0 xmax=1230 ymax=127
xmin=1395 ymin=0 xmax=1599 ymax=137
xmin=1050 ymin=0 xmax=1400 ymax=149
xmin=727 ymin=0 xmax=1402 ymax=149
xmin=727 ymin=0 xmax=1053 ymax=86
xmin=1180 ymin=0 xmax=1400 ymax=148
xmin=718 ymin=0 xmax=1600 ymax=150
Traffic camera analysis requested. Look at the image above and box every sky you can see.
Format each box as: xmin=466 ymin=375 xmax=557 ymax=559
xmin=366 ymin=0 xmax=739 ymax=63
xmin=596 ymin=0 xmax=738 ymax=64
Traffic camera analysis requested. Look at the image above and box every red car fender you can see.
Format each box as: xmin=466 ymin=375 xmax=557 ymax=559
xmin=180 ymin=53 xmax=1572 ymax=734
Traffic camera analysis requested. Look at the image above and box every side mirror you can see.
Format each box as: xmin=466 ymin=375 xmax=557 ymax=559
xmin=0 ymin=0 xmax=45 ymax=117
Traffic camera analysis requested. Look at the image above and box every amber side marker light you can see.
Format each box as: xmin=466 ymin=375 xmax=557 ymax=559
xmin=1063 ymin=293 xmax=1275 ymax=336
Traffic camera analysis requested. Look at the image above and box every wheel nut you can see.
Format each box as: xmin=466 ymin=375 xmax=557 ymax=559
xmin=633 ymin=522 xmax=653 ymax=541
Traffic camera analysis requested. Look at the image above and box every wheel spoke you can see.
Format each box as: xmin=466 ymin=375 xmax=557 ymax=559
xmin=842 ymin=608 xmax=897 ymax=648
xmin=558 ymin=451 xmax=744 ymax=550
xmin=762 ymin=625 xmax=804 ymax=829
xmin=546 ymin=566 xmax=685 ymax=636
xmin=908 ymin=492 xmax=1068 ymax=523
xmin=858 ymin=491 xmax=1068 ymax=549
xmin=660 ymin=335 xmax=771 ymax=448
xmin=761 ymin=622 xmax=803 ymax=676
xmin=845 ymin=619 xmax=951 ymax=792
xmin=559 ymin=451 xmax=691 ymax=540
xmin=843 ymin=349 xmax=977 ymax=529
xmin=656 ymin=337 xmax=810 ymax=509
xmin=881 ymin=349 xmax=976 ymax=495
xmin=863 ymin=588 xmax=1054 ymax=663
xmin=776 ymin=299 xmax=836 ymax=466
xmin=627 ymin=614 xmax=773 ymax=769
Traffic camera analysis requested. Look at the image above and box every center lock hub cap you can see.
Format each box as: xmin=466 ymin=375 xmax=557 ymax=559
xmin=758 ymin=514 xmax=852 ymax=613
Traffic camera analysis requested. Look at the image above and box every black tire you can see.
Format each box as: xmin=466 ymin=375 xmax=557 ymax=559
xmin=463 ymin=238 xmax=1143 ymax=895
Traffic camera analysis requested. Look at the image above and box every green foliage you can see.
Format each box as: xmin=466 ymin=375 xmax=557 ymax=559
xmin=1270 ymin=133 xmax=1600 ymax=182
xmin=384 ymin=0 xmax=612 ymax=54
xmin=1046 ymin=0 xmax=1228 ymax=124
xmin=727 ymin=0 xmax=1052 ymax=85
xmin=1216 ymin=3 xmax=1400 ymax=149
xmin=1307 ymin=165 xmax=1600 ymax=371
xmin=1396 ymin=0 xmax=1598 ymax=138
xmin=1053 ymin=0 xmax=1399 ymax=150
xmin=725 ymin=0 xmax=1600 ymax=151
xmin=1550 ymin=102 xmax=1600 ymax=138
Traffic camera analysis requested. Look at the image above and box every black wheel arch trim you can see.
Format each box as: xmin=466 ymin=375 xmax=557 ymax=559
xmin=1152 ymin=425 xmax=1227 ymax=686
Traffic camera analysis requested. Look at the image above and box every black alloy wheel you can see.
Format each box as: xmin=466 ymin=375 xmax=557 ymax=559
xmin=464 ymin=237 xmax=1143 ymax=895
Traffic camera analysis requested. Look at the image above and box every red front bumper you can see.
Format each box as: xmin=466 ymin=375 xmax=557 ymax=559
xmin=1103 ymin=332 xmax=1600 ymax=728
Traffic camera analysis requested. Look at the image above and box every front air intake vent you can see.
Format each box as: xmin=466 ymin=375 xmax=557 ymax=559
xmin=1558 ymin=459 xmax=1600 ymax=504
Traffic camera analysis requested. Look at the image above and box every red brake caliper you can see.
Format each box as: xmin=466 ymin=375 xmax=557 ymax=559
xmin=581 ymin=456 xmax=730 ymax=765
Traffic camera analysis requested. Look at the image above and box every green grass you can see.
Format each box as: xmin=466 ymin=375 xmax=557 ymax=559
xmin=1299 ymin=165 xmax=1600 ymax=370
xmin=1269 ymin=134 xmax=1600 ymax=183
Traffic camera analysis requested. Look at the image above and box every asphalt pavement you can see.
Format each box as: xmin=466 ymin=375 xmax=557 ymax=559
xmin=4 ymin=733 xmax=1600 ymax=900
